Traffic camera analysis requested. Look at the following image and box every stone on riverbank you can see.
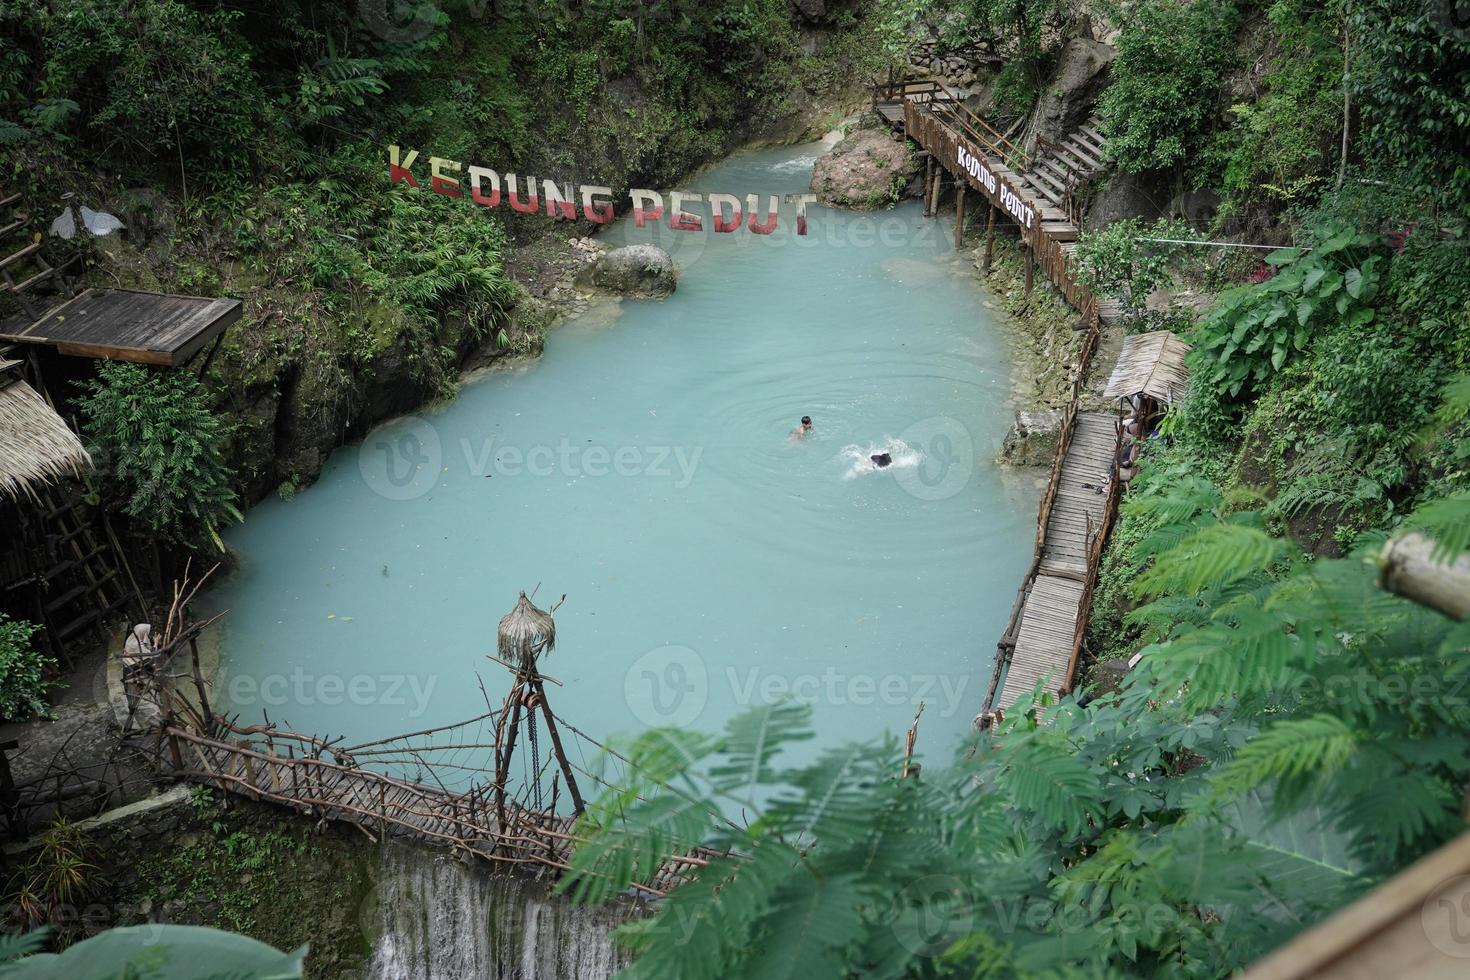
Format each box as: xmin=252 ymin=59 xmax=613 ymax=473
xmin=585 ymin=244 xmax=677 ymax=298
xmin=1000 ymin=410 xmax=1063 ymax=467
xmin=810 ymin=126 xmax=919 ymax=210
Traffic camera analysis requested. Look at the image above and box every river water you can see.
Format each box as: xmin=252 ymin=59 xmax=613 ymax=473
xmin=210 ymin=140 xmax=1038 ymax=785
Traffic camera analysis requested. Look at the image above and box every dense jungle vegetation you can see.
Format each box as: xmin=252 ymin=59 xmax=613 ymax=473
xmin=560 ymin=1 xmax=1470 ymax=978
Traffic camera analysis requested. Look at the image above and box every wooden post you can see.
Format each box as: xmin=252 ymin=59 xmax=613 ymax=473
xmin=1380 ymin=533 xmax=1470 ymax=620
xmin=928 ymin=168 xmax=942 ymax=218
xmin=983 ymin=203 xmax=997 ymax=272
xmin=1024 ymin=245 xmax=1035 ymax=296
xmin=188 ymin=637 xmax=213 ymax=734
xmin=953 ymin=185 xmax=966 ymax=249
xmin=532 ymin=678 xmax=585 ymax=816
xmin=492 ymin=692 xmax=524 ymax=841
xmin=922 ymin=156 xmax=935 ymax=217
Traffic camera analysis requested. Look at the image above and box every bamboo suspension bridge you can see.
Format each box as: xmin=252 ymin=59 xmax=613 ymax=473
xmin=126 ymin=583 xmax=722 ymax=900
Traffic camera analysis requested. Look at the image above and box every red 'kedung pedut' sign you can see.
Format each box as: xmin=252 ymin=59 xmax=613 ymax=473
xmin=388 ymin=145 xmax=821 ymax=235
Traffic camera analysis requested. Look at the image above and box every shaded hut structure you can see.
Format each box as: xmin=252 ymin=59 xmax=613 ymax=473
xmin=1102 ymin=329 xmax=1191 ymax=434
xmin=0 ymin=357 xmax=139 ymax=668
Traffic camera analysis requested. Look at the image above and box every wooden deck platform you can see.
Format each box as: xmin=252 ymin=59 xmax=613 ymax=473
xmin=1039 ymin=413 xmax=1115 ymax=577
xmin=0 ymin=287 xmax=241 ymax=366
xmin=998 ymin=412 xmax=1117 ymax=710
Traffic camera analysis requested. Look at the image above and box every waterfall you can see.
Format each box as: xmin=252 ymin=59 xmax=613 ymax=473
xmin=366 ymin=839 xmax=637 ymax=980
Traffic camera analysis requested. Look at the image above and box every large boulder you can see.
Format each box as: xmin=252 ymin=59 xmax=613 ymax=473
xmin=999 ymin=410 xmax=1063 ymax=467
xmin=810 ymin=127 xmax=919 ymax=210
xmin=1087 ymin=170 xmax=1171 ymax=227
xmin=1031 ymin=37 xmax=1115 ymax=145
xmin=585 ymin=244 xmax=676 ymax=298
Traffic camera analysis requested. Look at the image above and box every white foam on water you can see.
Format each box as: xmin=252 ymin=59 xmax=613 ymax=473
xmin=771 ymin=154 xmax=819 ymax=173
xmin=839 ymin=437 xmax=922 ymax=480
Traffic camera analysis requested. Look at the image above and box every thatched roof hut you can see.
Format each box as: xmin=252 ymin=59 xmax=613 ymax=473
xmin=0 ymin=372 xmax=91 ymax=501
xmin=1103 ymin=330 xmax=1192 ymax=404
xmin=497 ymin=591 xmax=556 ymax=671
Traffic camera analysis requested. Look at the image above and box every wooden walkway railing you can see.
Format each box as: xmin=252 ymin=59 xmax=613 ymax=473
xmin=881 ymin=81 xmax=1122 ymax=716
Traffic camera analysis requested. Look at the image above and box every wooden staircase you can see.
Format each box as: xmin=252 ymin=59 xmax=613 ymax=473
xmin=0 ymin=192 xmax=78 ymax=323
xmin=1016 ymin=115 xmax=1109 ymax=233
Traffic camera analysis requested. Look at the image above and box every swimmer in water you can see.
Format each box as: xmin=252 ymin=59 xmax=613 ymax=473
xmin=790 ymin=416 xmax=813 ymax=440
xmin=870 ymin=452 xmax=893 ymax=468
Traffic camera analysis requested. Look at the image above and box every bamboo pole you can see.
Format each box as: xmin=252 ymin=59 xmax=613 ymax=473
xmin=1380 ymin=533 xmax=1470 ymax=621
xmin=532 ymin=678 xmax=585 ymax=815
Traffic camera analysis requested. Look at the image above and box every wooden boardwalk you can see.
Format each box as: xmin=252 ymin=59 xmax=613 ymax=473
xmin=998 ymin=413 xmax=1117 ymax=710
xmin=876 ymin=80 xmax=1124 ymax=716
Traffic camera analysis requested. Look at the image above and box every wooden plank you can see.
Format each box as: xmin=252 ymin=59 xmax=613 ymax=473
xmin=1243 ymin=830 xmax=1470 ymax=979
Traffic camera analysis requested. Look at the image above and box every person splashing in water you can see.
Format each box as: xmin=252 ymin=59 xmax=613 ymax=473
xmin=870 ymin=452 xmax=893 ymax=468
xmin=790 ymin=416 xmax=813 ymax=440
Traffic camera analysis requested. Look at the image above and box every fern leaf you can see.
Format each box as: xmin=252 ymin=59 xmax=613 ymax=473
xmin=1136 ymin=523 xmax=1285 ymax=598
xmin=1213 ymin=715 xmax=1357 ymax=801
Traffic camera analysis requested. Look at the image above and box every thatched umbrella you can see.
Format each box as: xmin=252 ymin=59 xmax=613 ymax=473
xmin=497 ymin=591 xmax=556 ymax=673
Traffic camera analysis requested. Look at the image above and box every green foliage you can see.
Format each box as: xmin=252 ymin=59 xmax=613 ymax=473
xmin=877 ymin=0 xmax=1073 ymax=112
xmin=1099 ymin=0 xmax=1241 ymax=178
xmin=4 ymin=820 xmax=100 ymax=943
xmin=1072 ymin=217 xmax=1197 ymax=316
xmin=562 ymin=483 xmax=1470 ymax=979
xmin=137 ymin=827 xmax=315 ymax=935
xmin=2 ymin=924 xmax=305 ymax=979
xmin=0 ymin=614 xmax=57 ymax=722
xmin=75 ymin=362 xmax=242 ymax=549
xmin=1219 ymin=0 xmax=1345 ymax=216
xmin=1348 ymin=0 xmax=1470 ymax=216
xmin=7 ymin=0 xmax=273 ymax=174
xmin=1193 ymin=226 xmax=1384 ymax=399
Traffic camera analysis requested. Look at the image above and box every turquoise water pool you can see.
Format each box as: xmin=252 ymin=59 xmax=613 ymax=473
xmin=209 ymin=141 xmax=1039 ymax=779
